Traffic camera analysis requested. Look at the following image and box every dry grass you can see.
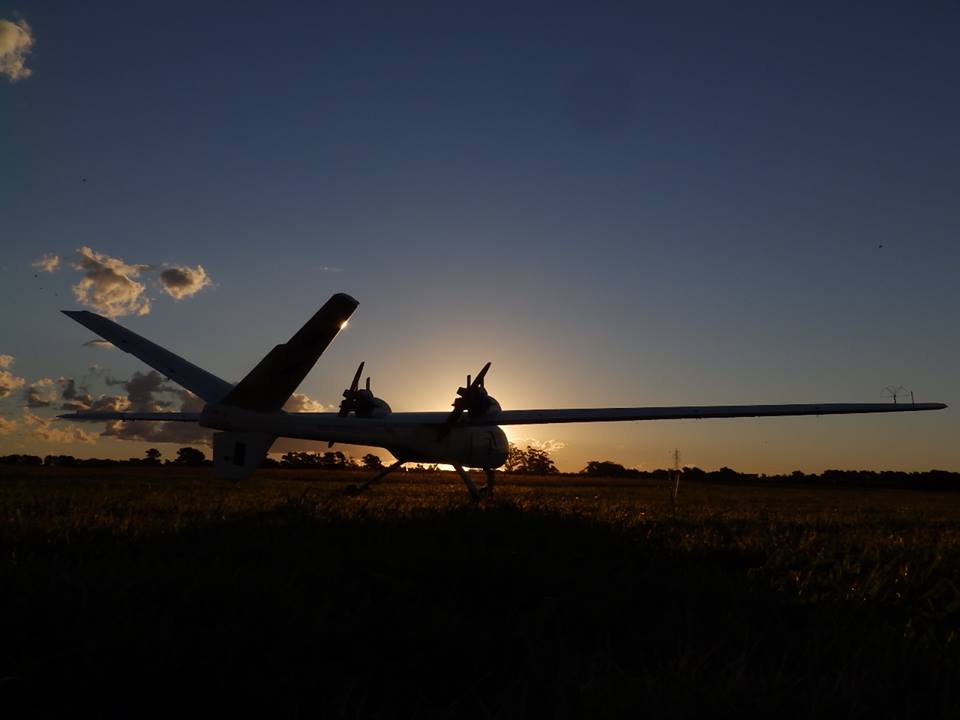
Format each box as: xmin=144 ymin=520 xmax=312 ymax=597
xmin=2 ymin=466 xmax=959 ymax=718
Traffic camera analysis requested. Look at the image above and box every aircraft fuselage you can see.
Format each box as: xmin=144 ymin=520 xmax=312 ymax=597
xmin=199 ymin=403 xmax=509 ymax=469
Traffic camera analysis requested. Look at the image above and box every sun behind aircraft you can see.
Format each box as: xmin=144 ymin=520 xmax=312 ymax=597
xmin=60 ymin=294 xmax=947 ymax=498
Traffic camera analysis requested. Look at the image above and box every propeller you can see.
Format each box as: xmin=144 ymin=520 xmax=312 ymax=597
xmin=338 ymin=362 xmax=376 ymax=418
xmin=438 ymin=362 xmax=495 ymax=439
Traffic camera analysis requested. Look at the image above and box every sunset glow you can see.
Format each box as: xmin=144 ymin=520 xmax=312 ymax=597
xmin=1 ymin=4 xmax=956 ymax=473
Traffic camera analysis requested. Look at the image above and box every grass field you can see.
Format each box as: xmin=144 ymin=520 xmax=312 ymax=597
xmin=2 ymin=467 xmax=959 ymax=718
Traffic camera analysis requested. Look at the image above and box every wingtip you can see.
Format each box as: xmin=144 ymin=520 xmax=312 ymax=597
xmin=331 ymin=292 xmax=359 ymax=308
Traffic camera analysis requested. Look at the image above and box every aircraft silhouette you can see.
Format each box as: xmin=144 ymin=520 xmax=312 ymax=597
xmin=60 ymin=293 xmax=947 ymax=498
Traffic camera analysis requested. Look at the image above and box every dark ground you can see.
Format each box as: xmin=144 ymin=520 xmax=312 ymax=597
xmin=2 ymin=466 xmax=959 ymax=718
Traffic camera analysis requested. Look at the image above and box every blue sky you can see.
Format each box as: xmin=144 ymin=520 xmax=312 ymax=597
xmin=1 ymin=1 xmax=958 ymax=471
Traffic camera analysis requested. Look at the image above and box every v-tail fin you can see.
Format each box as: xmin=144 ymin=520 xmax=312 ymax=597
xmin=62 ymin=310 xmax=233 ymax=403
xmin=220 ymin=293 xmax=358 ymax=412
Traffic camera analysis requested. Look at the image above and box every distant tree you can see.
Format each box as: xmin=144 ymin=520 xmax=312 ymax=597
xmin=278 ymin=451 xmax=354 ymax=469
xmin=582 ymin=460 xmax=639 ymax=478
xmin=710 ymin=466 xmax=740 ymax=482
xmin=174 ymin=447 xmax=206 ymax=466
xmin=524 ymin=447 xmax=559 ymax=474
xmin=361 ymin=453 xmax=384 ymax=470
xmin=505 ymin=444 xmax=559 ymax=475
xmin=503 ymin=443 xmax=524 ymax=472
xmin=144 ymin=448 xmax=162 ymax=465
xmin=281 ymin=451 xmax=319 ymax=468
xmin=319 ymin=451 xmax=351 ymax=469
xmin=0 ymin=454 xmax=43 ymax=466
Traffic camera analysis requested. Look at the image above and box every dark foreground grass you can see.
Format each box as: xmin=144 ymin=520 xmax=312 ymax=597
xmin=2 ymin=468 xmax=960 ymax=718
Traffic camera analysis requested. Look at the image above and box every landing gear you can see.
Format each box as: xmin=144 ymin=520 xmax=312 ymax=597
xmin=453 ymin=465 xmax=497 ymax=501
xmin=345 ymin=459 xmax=404 ymax=495
xmin=346 ymin=461 xmax=497 ymax=500
xmin=484 ymin=468 xmax=496 ymax=497
xmin=453 ymin=464 xmax=481 ymax=500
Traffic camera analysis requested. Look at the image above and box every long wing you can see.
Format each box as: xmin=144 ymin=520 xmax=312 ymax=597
xmin=480 ymin=402 xmax=947 ymax=425
xmin=264 ymin=402 xmax=947 ymax=427
xmin=60 ymin=411 xmax=203 ymax=422
xmin=59 ymin=403 xmax=946 ymax=428
xmin=62 ymin=311 xmax=233 ymax=403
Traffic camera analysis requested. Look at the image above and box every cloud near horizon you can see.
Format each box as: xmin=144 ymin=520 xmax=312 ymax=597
xmin=25 ymin=378 xmax=58 ymax=408
xmin=6 ymin=367 xmax=333 ymax=452
xmin=509 ymin=436 xmax=567 ymax=453
xmin=22 ymin=410 xmax=98 ymax=444
xmin=283 ymin=393 xmax=332 ymax=413
xmin=158 ymin=265 xmax=212 ymax=300
xmin=0 ymin=355 xmax=26 ymax=399
xmin=101 ymin=371 xmax=211 ymax=445
xmin=0 ymin=18 xmax=33 ymax=82
xmin=58 ymin=377 xmax=95 ymax=412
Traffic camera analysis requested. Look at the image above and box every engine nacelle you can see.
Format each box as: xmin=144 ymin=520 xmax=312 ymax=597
xmin=456 ymin=425 xmax=508 ymax=468
xmin=393 ymin=425 xmax=509 ymax=469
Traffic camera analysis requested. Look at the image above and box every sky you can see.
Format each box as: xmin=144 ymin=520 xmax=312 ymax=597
xmin=1 ymin=1 xmax=958 ymax=472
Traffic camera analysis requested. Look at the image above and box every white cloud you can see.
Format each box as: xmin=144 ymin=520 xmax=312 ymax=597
xmin=68 ymin=249 xmax=214 ymax=315
xmin=283 ymin=393 xmax=331 ymax=413
xmin=509 ymin=436 xmax=567 ymax=453
xmin=0 ymin=354 xmax=25 ymax=398
xmin=83 ymin=339 xmax=115 ymax=350
xmin=22 ymin=410 xmax=98 ymax=444
xmin=0 ymin=18 xmax=33 ymax=82
xmin=32 ymin=253 xmax=60 ymax=273
xmin=158 ymin=265 xmax=212 ymax=300
xmin=26 ymin=377 xmax=58 ymax=408
xmin=58 ymin=377 xmax=94 ymax=412
xmin=100 ymin=372 xmax=211 ymax=444
xmin=71 ymin=246 xmax=151 ymax=317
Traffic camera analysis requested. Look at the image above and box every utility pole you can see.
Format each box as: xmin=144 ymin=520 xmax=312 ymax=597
xmin=670 ymin=449 xmax=681 ymax=507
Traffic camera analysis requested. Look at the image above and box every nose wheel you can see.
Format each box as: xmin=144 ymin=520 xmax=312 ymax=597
xmin=483 ymin=468 xmax=496 ymax=497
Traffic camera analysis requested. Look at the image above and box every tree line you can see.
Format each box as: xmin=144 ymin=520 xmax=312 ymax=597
xmin=1 ymin=444 xmax=957 ymax=489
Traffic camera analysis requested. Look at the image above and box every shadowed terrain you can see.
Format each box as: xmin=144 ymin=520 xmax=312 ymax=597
xmin=2 ymin=467 xmax=959 ymax=718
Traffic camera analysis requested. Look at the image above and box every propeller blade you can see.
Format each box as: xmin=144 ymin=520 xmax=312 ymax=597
xmin=473 ymin=362 xmax=491 ymax=387
xmin=365 ymin=377 xmax=371 ymax=392
xmin=438 ymin=363 xmax=492 ymax=440
xmin=438 ymin=406 xmax=464 ymax=440
xmin=350 ymin=362 xmax=365 ymax=392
